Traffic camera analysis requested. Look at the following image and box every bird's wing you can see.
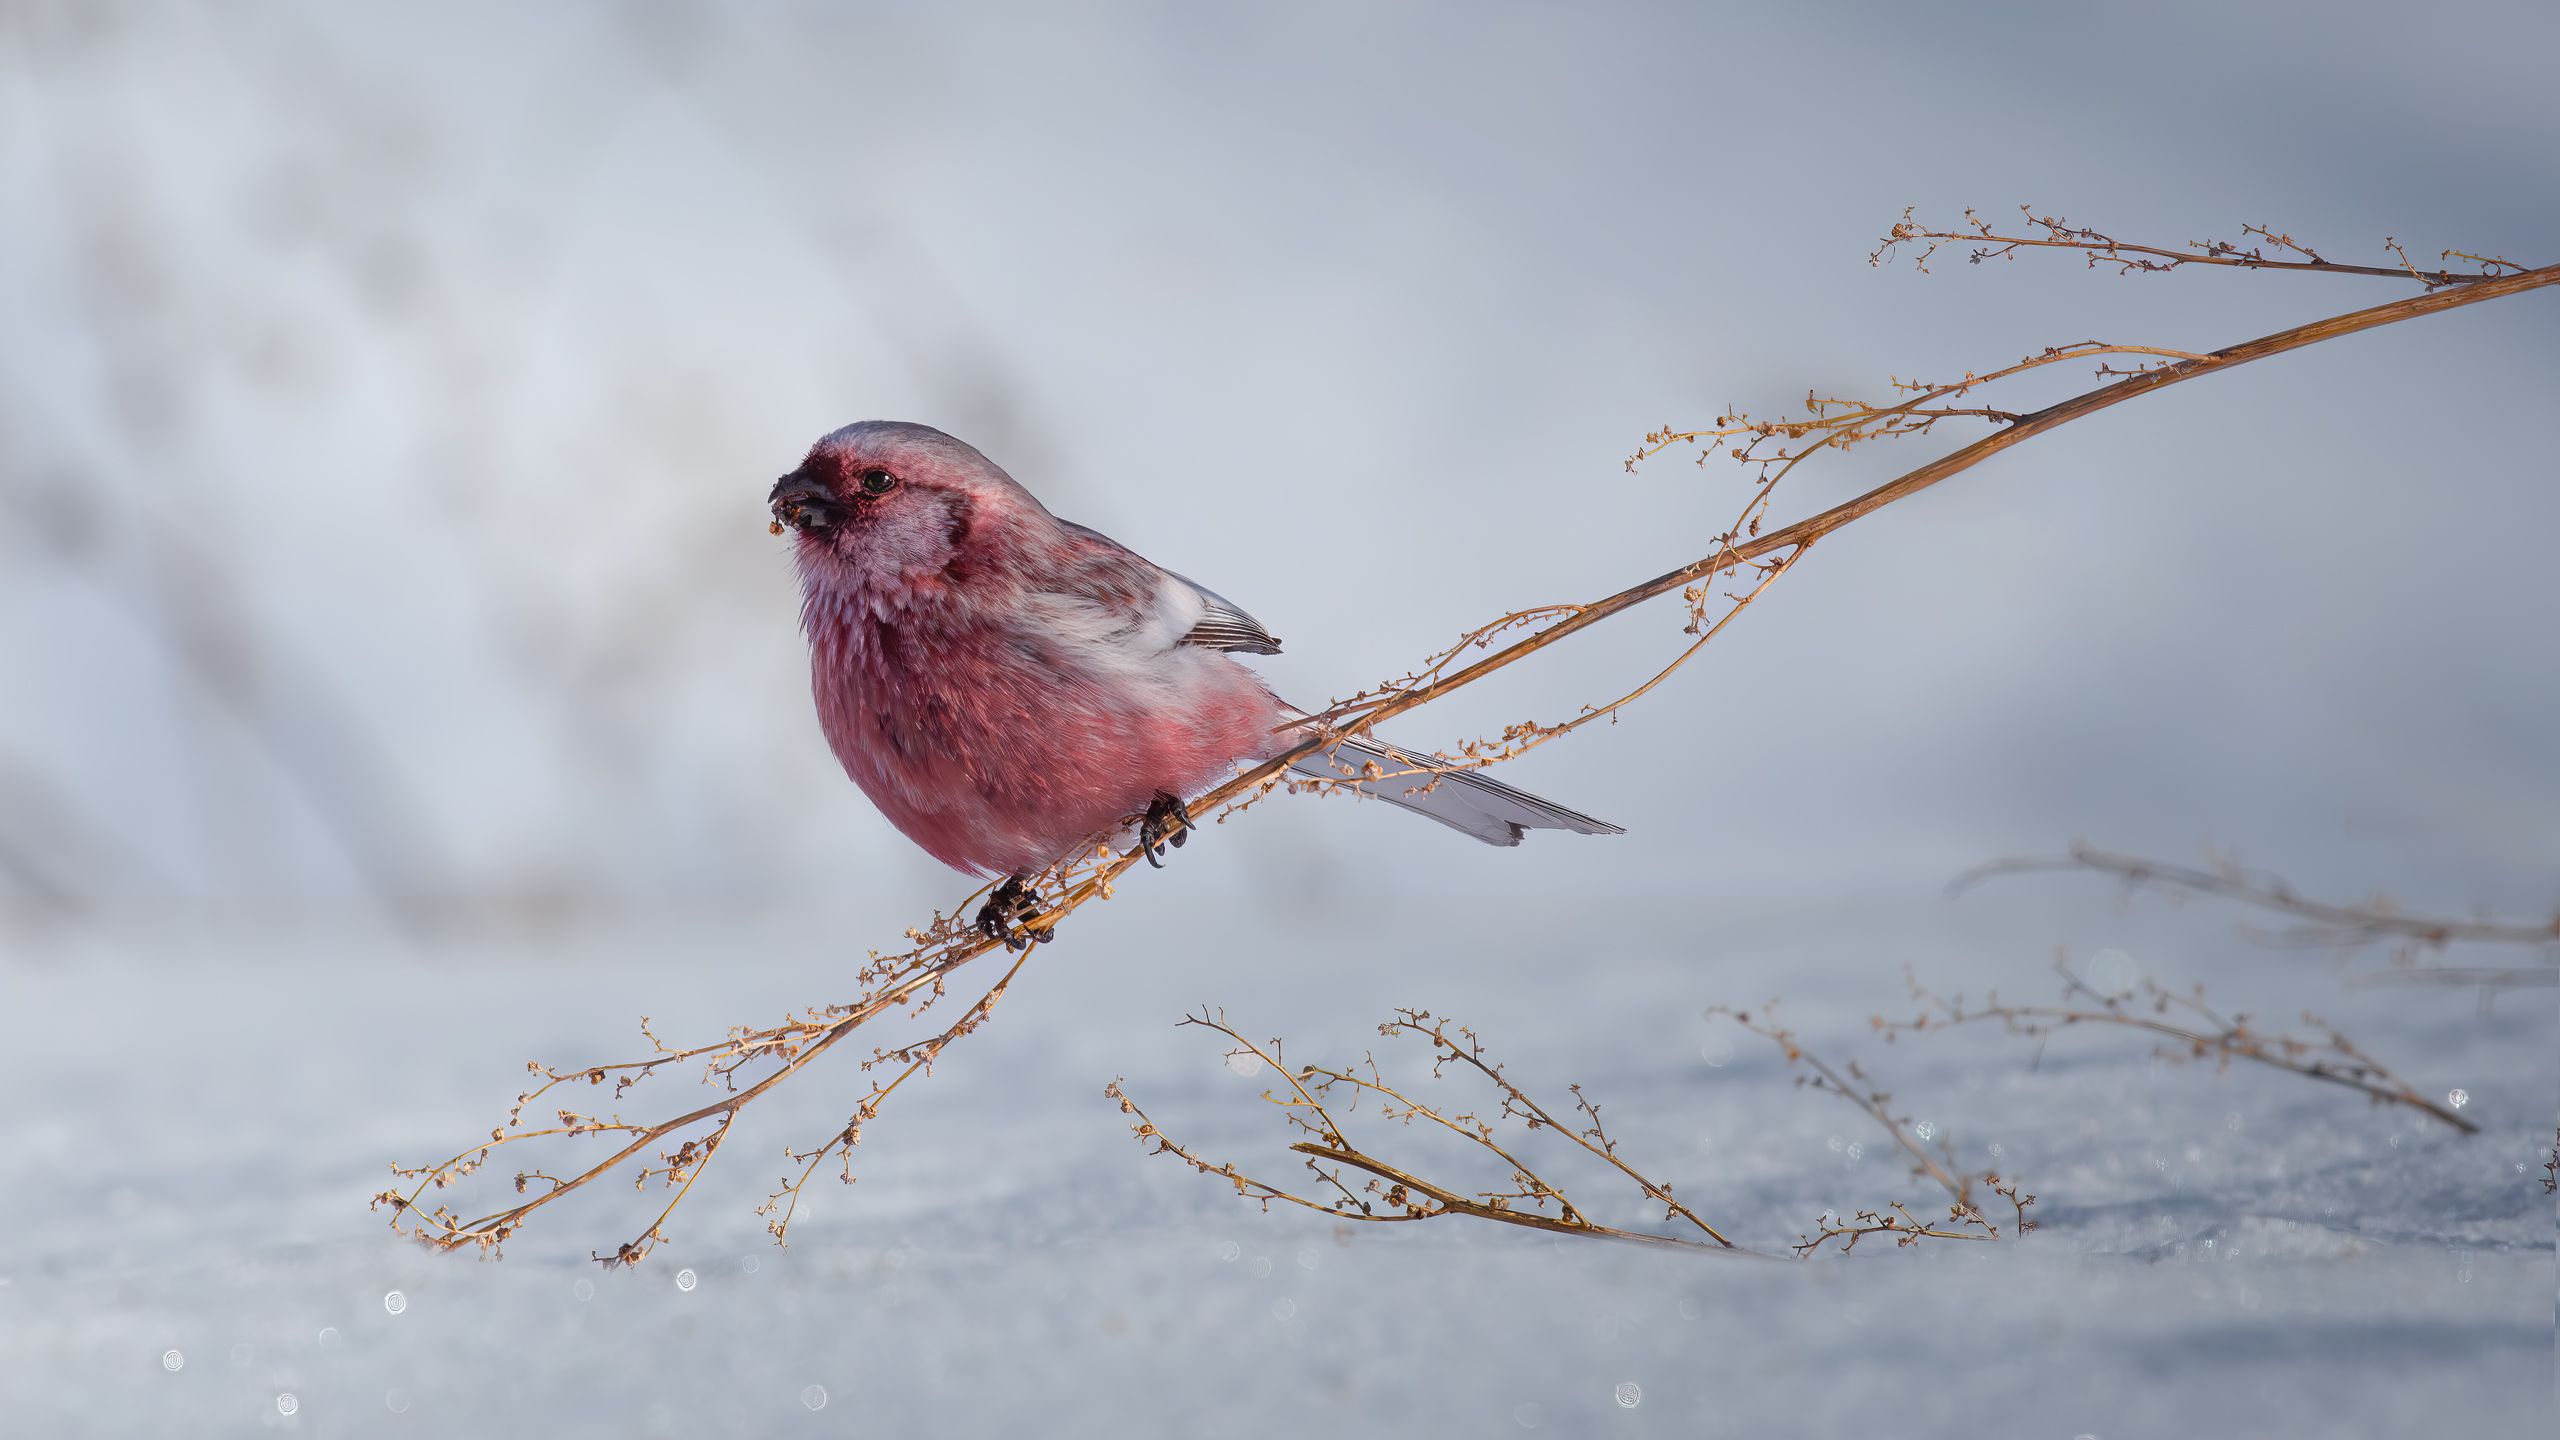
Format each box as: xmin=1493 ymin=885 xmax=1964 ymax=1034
xmin=1049 ymin=521 xmax=1282 ymax=656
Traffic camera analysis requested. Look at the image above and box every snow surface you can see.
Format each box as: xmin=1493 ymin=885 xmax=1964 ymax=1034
xmin=4 ymin=890 xmax=2549 ymax=1437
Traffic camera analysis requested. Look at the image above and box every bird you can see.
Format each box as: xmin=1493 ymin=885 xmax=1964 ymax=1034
xmin=768 ymin=421 xmax=1621 ymax=945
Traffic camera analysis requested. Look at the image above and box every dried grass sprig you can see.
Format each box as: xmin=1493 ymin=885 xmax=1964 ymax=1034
xmin=1872 ymin=206 xmax=2524 ymax=289
xmin=1116 ymin=1009 xmax=1751 ymax=1253
xmin=1790 ymin=1199 xmax=2009 ymax=1256
xmin=1279 ymin=539 xmax=1808 ymax=802
xmin=1875 ymin=955 xmax=2481 ymax=1135
xmin=1131 ymin=1007 xmax=2035 ymax=1260
xmin=1624 ymin=339 xmax=2212 ymax=480
xmin=382 ymin=212 xmax=2553 ymax=1262
xmin=1951 ymin=842 xmax=2559 ymax=985
xmin=376 ymin=908 xmax=1041 ymax=1262
xmin=1703 ymin=1005 xmax=2037 ymax=1256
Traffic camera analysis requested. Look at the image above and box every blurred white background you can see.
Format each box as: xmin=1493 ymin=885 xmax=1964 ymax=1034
xmin=5 ymin=1 xmax=2554 ymax=921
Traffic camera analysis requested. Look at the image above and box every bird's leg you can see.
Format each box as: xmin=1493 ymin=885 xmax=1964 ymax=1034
xmin=973 ymin=875 xmax=1053 ymax=951
xmin=1138 ymin=791 xmax=1193 ymax=868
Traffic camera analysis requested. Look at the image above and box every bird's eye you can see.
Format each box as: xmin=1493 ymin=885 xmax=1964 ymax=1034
xmin=858 ymin=469 xmax=899 ymax=496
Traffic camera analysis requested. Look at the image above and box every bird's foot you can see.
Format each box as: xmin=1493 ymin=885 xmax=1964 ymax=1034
xmin=974 ymin=875 xmax=1053 ymax=951
xmin=1138 ymin=791 xmax=1193 ymax=869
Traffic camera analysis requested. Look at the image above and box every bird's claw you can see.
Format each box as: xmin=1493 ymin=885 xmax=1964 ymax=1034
xmin=1139 ymin=791 xmax=1193 ymax=869
xmin=974 ymin=875 xmax=1052 ymax=951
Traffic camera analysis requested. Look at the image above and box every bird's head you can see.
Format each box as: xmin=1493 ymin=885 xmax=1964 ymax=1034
xmin=769 ymin=421 xmax=1042 ymax=593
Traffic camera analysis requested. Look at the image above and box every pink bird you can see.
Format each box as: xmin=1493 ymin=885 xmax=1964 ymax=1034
xmin=769 ymin=421 xmax=1620 ymax=945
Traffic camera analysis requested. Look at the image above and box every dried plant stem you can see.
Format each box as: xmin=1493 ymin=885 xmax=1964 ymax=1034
xmin=1792 ymin=1204 xmax=2001 ymax=1256
xmin=755 ymin=943 xmax=1041 ymax=1242
xmin=1286 ymin=540 xmax=1808 ymax=791
xmin=1953 ymin=842 xmax=2560 ymax=977
xmin=383 ymin=218 xmax=2552 ymax=1262
xmin=1130 ymin=1005 xmax=2032 ymax=1258
xmin=1115 ymin=1010 xmax=1752 ymax=1254
xmin=1281 ymin=1142 xmax=1711 ymax=1251
xmin=1334 ymin=261 xmax=2553 ymax=794
xmin=1705 ymin=1006 xmax=2038 ymax=1255
xmin=380 ymin=939 xmax=1036 ymax=1259
xmin=1873 ymin=207 xmax=2526 ymax=288
xmin=1880 ymin=956 xmax=2481 ymax=1135
xmin=1717 ymin=1010 xmax=1969 ymax=1202
xmin=1378 ymin=1012 xmax=1734 ymax=1243
xmin=1623 ymin=341 xmax=2209 ymax=482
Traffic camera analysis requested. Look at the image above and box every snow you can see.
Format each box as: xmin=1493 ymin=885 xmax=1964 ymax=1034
xmin=3 ymin=892 xmax=2548 ymax=1437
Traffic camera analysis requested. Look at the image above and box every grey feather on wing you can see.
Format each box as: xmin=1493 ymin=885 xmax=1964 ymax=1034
xmin=1169 ymin=570 xmax=1283 ymax=655
xmin=1285 ymin=733 xmax=1625 ymax=844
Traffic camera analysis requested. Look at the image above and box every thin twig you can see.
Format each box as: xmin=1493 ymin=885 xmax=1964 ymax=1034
xmin=1952 ymin=842 xmax=2558 ymax=985
xmin=383 ymin=217 xmax=2554 ymax=1260
xmin=1704 ymin=1004 xmax=2038 ymax=1255
xmin=1877 ymin=955 xmax=2482 ymax=1135
xmin=1953 ymin=843 xmax=2560 ymax=952
xmin=1118 ymin=1009 xmax=1760 ymax=1254
xmin=1872 ymin=206 xmax=2520 ymax=289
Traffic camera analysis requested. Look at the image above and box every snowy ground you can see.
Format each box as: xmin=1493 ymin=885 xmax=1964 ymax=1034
xmin=4 ymin=887 xmax=2549 ymax=1438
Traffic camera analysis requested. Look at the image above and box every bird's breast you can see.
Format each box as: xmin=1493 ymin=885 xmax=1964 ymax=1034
xmin=798 ymin=583 xmax=1283 ymax=874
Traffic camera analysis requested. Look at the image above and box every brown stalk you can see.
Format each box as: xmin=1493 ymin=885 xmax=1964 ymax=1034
xmin=1116 ymin=1011 xmax=1757 ymax=1254
xmin=1282 ymin=1141 xmax=1714 ymax=1252
xmin=1370 ymin=1013 xmax=1733 ymax=1244
xmin=1299 ymin=258 xmax=2552 ymax=793
xmin=384 ymin=217 xmax=2553 ymax=1262
xmin=1704 ymin=1005 xmax=2038 ymax=1255
xmin=1953 ymin=842 xmax=2560 ymax=982
xmin=1708 ymin=1006 xmax=1972 ymax=1203
xmin=1879 ymin=955 xmax=2482 ymax=1135
xmin=1874 ymin=207 xmax=2525 ymax=288
xmin=1131 ymin=1006 xmax=2026 ymax=1258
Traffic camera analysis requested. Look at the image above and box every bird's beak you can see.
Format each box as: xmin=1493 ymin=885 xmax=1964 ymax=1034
xmin=768 ymin=473 xmax=840 ymax=534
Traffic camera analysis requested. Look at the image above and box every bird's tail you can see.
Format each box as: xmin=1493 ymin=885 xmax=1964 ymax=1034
xmin=1277 ymin=716 xmax=1623 ymax=847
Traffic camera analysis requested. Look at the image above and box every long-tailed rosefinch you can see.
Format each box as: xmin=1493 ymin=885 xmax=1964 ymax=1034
xmin=769 ymin=421 xmax=1618 ymax=942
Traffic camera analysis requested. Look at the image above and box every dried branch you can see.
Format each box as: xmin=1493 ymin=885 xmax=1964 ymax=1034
xmin=1704 ymin=1005 xmax=2036 ymax=1255
xmin=383 ymin=212 xmax=2554 ymax=1260
xmin=1130 ymin=1005 xmax=2035 ymax=1260
xmin=1284 ymin=541 xmax=1808 ymax=800
xmin=377 ymin=921 xmax=1041 ymax=1263
xmin=1624 ymin=340 xmax=2209 ymax=480
xmin=1951 ymin=842 xmax=2559 ymax=984
xmin=1876 ymin=954 xmax=2481 ymax=1135
xmin=1116 ymin=1009 xmax=1756 ymax=1254
xmin=1791 ymin=1180 xmax=2036 ymax=1259
xmin=1873 ymin=206 xmax=2523 ymax=289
